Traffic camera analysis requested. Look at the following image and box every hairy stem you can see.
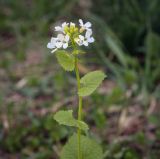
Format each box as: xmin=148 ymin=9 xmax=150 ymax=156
xmin=75 ymin=56 xmax=82 ymax=159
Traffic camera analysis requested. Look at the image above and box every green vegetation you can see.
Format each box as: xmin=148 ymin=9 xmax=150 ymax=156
xmin=0 ymin=0 xmax=160 ymax=159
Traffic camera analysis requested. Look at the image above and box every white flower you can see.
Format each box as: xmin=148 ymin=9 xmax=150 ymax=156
xmin=75 ymin=35 xmax=85 ymax=46
xmin=85 ymin=30 xmax=94 ymax=43
xmin=55 ymin=22 xmax=69 ymax=33
xmin=56 ymin=34 xmax=70 ymax=49
xmin=47 ymin=37 xmax=58 ymax=53
xmin=75 ymin=30 xmax=94 ymax=46
xmin=79 ymin=19 xmax=92 ymax=31
xmin=47 ymin=34 xmax=70 ymax=53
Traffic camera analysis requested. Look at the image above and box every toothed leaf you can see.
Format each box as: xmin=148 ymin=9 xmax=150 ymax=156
xmin=56 ymin=51 xmax=75 ymax=71
xmin=78 ymin=71 xmax=106 ymax=96
xmin=54 ymin=110 xmax=88 ymax=131
xmin=60 ymin=134 xmax=103 ymax=159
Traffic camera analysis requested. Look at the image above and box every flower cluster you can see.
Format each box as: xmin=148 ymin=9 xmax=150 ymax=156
xmin=47 ymin=19 xmax=94 ymax=53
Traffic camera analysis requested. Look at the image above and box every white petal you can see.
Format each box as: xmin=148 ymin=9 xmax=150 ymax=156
xmin=88 ymin=37 xmax=95 ymax=43
xmin=55 ymin=26 xmax=62 ymax=31
xmin=79 ymin=19 xmax=83 ymax=26
xmin=51 ymin=37 xmax=57 ymax=41
xmin=62 ymin=22 xmax=66 ymax=27
xmin=85 ymin=30 xmax=92 ymax=38
xmin=65 ymin=35 xmax=70 ymax=42
xmin=63 ymin=43 xmax=68 ymax=49
xmin=79 ymin=35 xmax=84 ymax=40
xmin=79 ymin=42 xmax=83 ymax=46
xmin=77 ymin=42 xmax=82 ymax=46
xmin=85 ymin=22 xmax=92 ymax=28
xmin=83 ymin=40 xmax=88 ymax=46
xmin=51 ymin=48 xmax=58 ymax=53
xmin=56 ymin=41 xmax=63 ymax=48
xmin=51 ymin=37 xmax=57 ymax=44
xmin=57 ymin=34 xmax=64 ymax=41
xmin=47 ymin=42 xmax=54 ymax=49
xmin=75 ymin=38 xmax=82 ymax=46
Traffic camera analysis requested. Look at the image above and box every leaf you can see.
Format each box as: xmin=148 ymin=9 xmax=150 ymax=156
xmin=60 ymin=134 xmax=103 ymax=159
xmin=54 ymin=110 xmax=76 ymax=126
xmin=54 ymin=110 xmax=89 ymax=131
xmin=78 ymin=71 xmax=106 ymax=96
xmin=55 ymin=50 xmax=75 ymax=71
xmin=77 ymin=121 xmax=89 ymax=131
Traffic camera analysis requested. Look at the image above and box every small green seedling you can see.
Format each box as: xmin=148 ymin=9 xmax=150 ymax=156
xmin=47 ymin=19 xmax=106 ymax=159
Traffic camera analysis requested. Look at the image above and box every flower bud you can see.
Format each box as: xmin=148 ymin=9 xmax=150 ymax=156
xmin=79 ymin=27 xmax=85 ymax=33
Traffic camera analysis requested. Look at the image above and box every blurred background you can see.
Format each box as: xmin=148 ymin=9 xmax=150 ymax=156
xmin=0 ymin=0 xmax=160 ymax=159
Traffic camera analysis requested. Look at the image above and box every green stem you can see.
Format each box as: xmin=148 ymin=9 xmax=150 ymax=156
xmin=75 ymin=56 xmax=82 ymax=159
